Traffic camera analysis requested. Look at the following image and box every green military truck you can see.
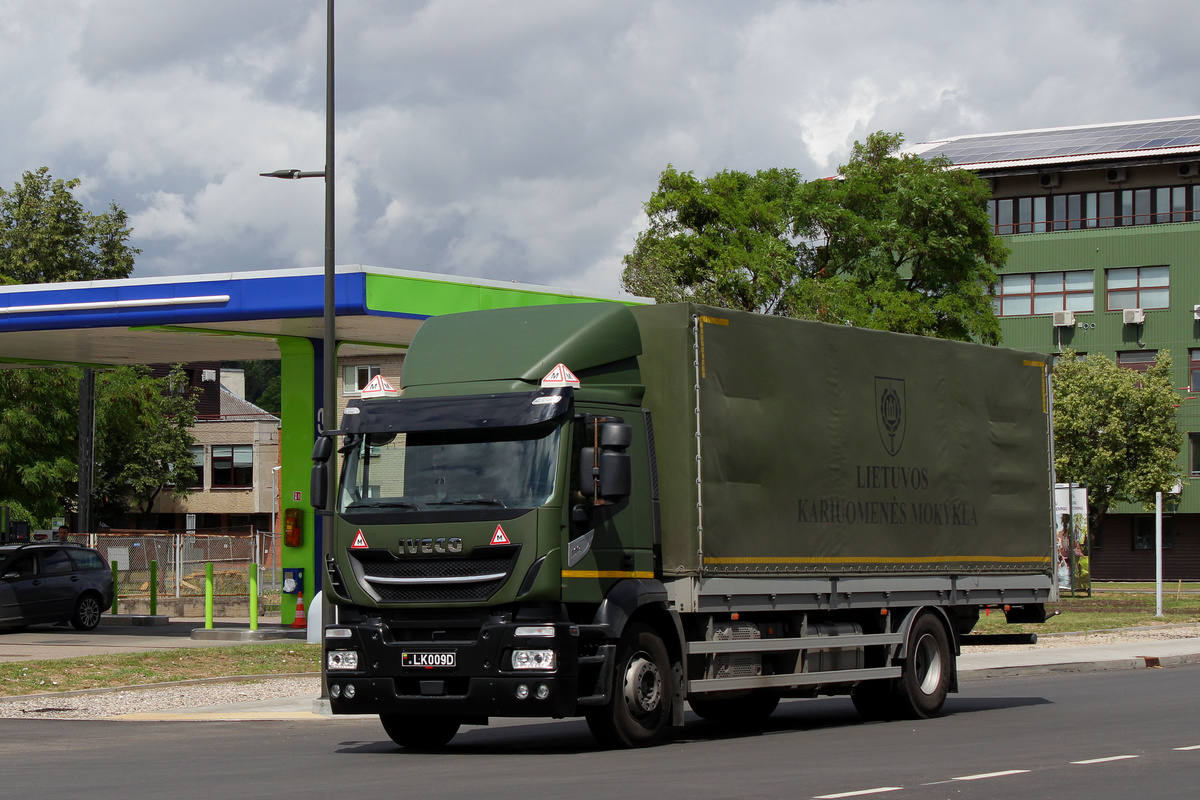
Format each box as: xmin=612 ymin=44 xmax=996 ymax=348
xmin=312 ymin=302 xmax=1056 ymax=748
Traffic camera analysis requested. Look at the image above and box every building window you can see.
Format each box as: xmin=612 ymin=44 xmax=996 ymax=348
xmin=343 ymin=365 xmax=381 ymax=395
xmin=1190 ymin=432 xmax=1200 ymax=476
xmin=1133 ymin=516 xmax=1173 ymax=550
xmin=1107 ymin=266 xmax=1169 ymax=310
xmin=1117 ymin=350 xmax=1158 ymax=374
xmin=212 ymin=445 xmax=253 ymax=488
xmin=990 ymin=184 xmax=1200 ymax=235
xmin=993 ymin=271 xmax=1094 ymax=316
xmin=188 ymin=445 xmax=204 ymax=488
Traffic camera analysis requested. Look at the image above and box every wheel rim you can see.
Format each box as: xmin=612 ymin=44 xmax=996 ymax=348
xmin=913 ymin=632 xmax=943 ymax=695
xmin=622 ymin=651 xmax=662 ymax=717
xmin=79 ymin=597 xmax=100 ymax=628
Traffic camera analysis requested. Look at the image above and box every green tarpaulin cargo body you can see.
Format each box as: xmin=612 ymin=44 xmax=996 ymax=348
xmin=315 ymin=301 xmax=1058 ymax=750
xmin=630 ymin=304 xmax=1055 ymax=578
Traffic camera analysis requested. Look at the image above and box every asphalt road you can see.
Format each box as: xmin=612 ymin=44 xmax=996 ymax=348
xmin=5 ymin=665 xmax=1198 ymax=800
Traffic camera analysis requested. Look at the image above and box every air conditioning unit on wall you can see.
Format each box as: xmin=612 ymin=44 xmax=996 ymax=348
xmin=1179 ymin=163 xmax=1200 ymax=178
xmin=1039 ymin=173 xmax=1061 ymax=188
xmin=1106 ymin=168 xmax=1128 ymax=183
xmin=1052 ymin=310 xmax=1075 ymax=327
xmin=1123 ymin=308 xmax=1145 ymax=325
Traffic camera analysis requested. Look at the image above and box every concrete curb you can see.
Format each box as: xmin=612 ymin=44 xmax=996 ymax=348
xmin=189 ymin=628 xmax=307 ymax=642
xmin=959 ymin=650 xmax=1200 ymax=680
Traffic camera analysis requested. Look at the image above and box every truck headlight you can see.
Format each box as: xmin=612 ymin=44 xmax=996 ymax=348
xmin=327 ymin=650 xmax=360 ymax=670
xmin=511 ymin=649 xmax=555 ymax=670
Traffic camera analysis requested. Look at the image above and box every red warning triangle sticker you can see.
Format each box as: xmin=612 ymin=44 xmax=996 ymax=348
xmin=491 ymin=525 xmax=510 ymax=545
xmin=540 ymin=363 xmax=580 ymax=388
xmin=352 ymin=530 xmax=368 ymax=549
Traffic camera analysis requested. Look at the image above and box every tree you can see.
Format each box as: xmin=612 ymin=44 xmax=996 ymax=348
xmin=621 ymin=166 xmax=805 ymax=313
xmin=0 ymin=368 xmax=82 ymax=525
xmin=0 ymin=167 xmax=138 ymax=284
xmin=93 ymin=366 xmax=200 ymax=524
xmin=1052 ymin=350 xmax=1182 ymax=535
xmin=621 ymin=132 xmax=1007 ymax=344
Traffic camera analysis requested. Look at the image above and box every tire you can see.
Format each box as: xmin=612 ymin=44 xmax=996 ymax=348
xmin=893 ymin=613 xmax=951 ymax=719
xmin=689 ymin=691 xmax=780 ymax=724
xmin=70 ymin=593 xmax=103 ymax=631
xmin=585 ymin=623 xmax=673 ymax=748
xmin=379 ymin=714 xmax=461 ymax=749
xmin=851 ymin=679 xmax=899 ymax=721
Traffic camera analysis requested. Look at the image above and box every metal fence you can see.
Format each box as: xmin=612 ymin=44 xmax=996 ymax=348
xmin=68 ymin=528 xmax=281 ymax=598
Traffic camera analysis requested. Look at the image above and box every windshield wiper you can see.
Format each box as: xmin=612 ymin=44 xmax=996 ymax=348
xmin=348 ymin=500 xmax=420 ymax=510
xmin=427 ymin=498 xmax=508 ymax=508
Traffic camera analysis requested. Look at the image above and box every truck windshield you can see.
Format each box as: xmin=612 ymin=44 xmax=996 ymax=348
xmin=338 ymin=420 xmax=562 ymax=514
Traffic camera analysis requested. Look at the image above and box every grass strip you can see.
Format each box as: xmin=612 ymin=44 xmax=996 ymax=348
xmin=0 ymin=642 xmax=320 ymax=697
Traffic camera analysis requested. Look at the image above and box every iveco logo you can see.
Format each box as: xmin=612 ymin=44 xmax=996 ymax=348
xmin=399 ymin=537 xmax=463 ymax=555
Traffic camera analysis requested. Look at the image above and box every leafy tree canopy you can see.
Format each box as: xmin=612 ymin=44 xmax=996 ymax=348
xmin=93 ymin=366 xmax=199 ymax=522
xmin=1052 ymin=350 xmax=1182 ymax=532
xmin=0 ymin=166 xmax=138 ymax=284
xmin=621 ymin=131 xmax=1008 ymax=344
xmin=0 ymin=366 xmax=199 ymax=528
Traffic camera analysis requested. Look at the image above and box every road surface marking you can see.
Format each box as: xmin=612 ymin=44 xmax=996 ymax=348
xmin=952 ymin=770 xmax=1030 ymax=781
xmin=1174 ymin=745 xmax=1200 ymax=751
xmin=813 ymin=789 xmax=903 ymax=799
xmin=1071 ymin=755 xmax=1139 ymax=765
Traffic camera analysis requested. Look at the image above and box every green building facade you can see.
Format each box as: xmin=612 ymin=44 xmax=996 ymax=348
xmin=911 ymin=118 xmax=1200 ymax=580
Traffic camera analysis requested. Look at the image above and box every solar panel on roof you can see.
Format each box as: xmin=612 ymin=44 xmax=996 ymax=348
xmin=916 ymin=117 xmax=1200 ymax=164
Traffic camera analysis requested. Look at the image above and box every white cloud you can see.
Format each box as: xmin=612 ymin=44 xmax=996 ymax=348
xmin=1 ymin=0 xmax=1199 ymax=294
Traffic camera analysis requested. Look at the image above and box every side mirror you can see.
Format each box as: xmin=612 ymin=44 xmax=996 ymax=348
xmin=579 ymin=420 xmax=633 ymax=501
xmin=311 ymin=435 xmax=334 ymax=510
xmin=312 ymin=436 xmax=334 ymax=463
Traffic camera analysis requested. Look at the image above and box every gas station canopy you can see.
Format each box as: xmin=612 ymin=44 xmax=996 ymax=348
xmin=0 ymin=265 xmax=629 ymax=366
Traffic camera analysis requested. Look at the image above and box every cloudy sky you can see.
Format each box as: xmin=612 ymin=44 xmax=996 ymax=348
xmin=2 ymin=0 xmax=1197 ymax=297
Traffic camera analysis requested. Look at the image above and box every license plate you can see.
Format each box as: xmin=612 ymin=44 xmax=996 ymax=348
xmin=402 ymin=652 xmax=456 ymax=669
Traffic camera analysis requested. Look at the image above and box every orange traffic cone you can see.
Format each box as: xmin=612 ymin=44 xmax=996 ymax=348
xmin=291 ymin=591 xmax=307 ymax=629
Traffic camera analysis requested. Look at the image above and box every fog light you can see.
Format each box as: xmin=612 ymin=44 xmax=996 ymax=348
xmin=327 ymin=650 xmax=359 ymax=670
xmin=343 ymin=683 xmax=356 ymax=700
xmin=511 ymin=649 xmax=556 ymax=670
xmin=535 ymin=684 xmax=550 ymax=700
xmin=330 ymin=684 xmax=341 ymax=699
xmin=515 ymin=684 xmax=530 ymax=700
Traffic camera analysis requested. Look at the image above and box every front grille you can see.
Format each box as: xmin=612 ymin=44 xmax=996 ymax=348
xmin=352 ymin=547 xmax=518 ymax=604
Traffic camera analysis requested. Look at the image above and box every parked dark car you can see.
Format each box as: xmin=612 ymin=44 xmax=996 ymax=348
xmin=0 ymin=544 xmax=114 ymax=631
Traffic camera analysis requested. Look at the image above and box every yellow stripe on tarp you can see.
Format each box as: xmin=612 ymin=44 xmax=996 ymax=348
xmin=702 ymin=555 xmax=1053 ymax=565
xmin=562 ymin=570 xmax=655 ymax=579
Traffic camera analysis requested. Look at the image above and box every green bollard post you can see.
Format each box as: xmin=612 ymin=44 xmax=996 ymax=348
xmin=111 ymin=561 xmax=119 ymax=615
xmin=205 ymin=562 xmax=214 ymax=630
xmin=249 ymin=562 xmax=259 ymax=631
xmin=149 ymin=560 xmax=158 ymax=617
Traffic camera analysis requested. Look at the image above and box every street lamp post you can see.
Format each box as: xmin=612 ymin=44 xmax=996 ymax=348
xmin=261 ymin=0 xmax=335 ymax=660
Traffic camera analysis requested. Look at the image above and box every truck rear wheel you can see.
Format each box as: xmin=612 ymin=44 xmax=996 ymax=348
xmin=688 ymin=691 xmax=779 ymax=724
xmin=585 ymin=623 xmax=672 ymax=748
xmin=379 ymin=714 xmax=461 ymax=750
xmin=894 ymin=613 xmax=951 ymax=719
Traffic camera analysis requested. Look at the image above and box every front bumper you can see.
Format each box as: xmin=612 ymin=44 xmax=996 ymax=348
xmin=324 ymin=617 xmax=581 ymax=719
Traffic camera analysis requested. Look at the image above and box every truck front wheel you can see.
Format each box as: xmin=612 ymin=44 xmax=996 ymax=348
xmin=894 ymin=613 xmax=951 ymax=719
xmin=379 ymin=714 xmax=461 ymax=750
xmin=585 ymin=623 xmax=672 ymax=748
